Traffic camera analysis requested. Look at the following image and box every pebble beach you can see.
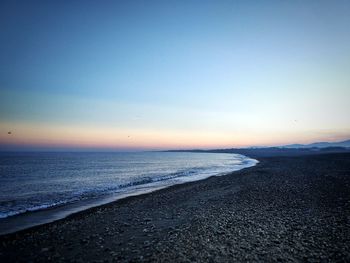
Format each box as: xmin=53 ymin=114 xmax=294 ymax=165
xmin=1 ymin=153 xmax=349 ymax=262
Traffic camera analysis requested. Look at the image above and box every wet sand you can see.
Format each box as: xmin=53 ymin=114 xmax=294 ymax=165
xmin=1 ymin=153 xmax=350 ymax=262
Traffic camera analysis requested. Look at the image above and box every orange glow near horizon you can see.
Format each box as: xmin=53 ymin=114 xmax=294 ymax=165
xmin=1 ymin=122 xmax=349 ymax=150
xmin=1 ymin=1 xmax=350 ymax=151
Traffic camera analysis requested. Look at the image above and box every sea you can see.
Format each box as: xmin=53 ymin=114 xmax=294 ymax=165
xmin=0 ymin=151 xmax=258 ymax=234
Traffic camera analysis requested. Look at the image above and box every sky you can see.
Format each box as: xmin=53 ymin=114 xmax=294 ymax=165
xmin=0 ymin=0 xmax=350 ymax=151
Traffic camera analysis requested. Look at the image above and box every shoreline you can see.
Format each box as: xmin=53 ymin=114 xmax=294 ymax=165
xmin=1 ymin=153 xmax=349 ymax=262
xmin=0 ymin=154 xmax=258 ymax=236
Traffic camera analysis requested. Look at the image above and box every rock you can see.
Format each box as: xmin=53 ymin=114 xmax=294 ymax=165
xmin=41 ymin=247 xmax=49 ymax=253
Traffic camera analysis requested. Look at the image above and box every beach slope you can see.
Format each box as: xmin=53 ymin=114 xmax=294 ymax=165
xmin=1 ymin=153 xmax=350 ymax=262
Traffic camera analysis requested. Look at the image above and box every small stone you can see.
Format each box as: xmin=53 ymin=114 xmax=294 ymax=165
xmin=41 ymin=247 xmax=49 ymax=253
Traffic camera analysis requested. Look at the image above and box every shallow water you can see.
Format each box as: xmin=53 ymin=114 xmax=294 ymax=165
xmin=0 ymin=152 xmax=257 ymax=234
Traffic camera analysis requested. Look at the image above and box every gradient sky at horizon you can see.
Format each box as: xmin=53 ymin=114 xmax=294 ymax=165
xmin=1 ymin=0 xmax=350 ymax=150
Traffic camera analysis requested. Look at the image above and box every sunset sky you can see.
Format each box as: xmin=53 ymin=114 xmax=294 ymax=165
xmin=1 ymin=0 xmax=350 ymax=151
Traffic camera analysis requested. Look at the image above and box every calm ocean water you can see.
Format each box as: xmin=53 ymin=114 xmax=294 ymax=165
xmin=0 ymin=152 xmax=257 ymax=234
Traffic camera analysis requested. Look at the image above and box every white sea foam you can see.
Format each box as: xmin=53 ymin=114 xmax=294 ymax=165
xmin=0 ymin=152 xmax=257 ymax=226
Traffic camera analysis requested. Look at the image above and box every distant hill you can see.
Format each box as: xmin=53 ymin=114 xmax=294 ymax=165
xmin=165 ymin=139 xmax=350 ymax=158
xmin=165 ymin=146 xmax=350 ymax=158
xmin=281 ymin=139 xmax=350 ymax=149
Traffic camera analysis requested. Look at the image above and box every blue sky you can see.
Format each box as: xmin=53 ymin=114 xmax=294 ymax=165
xmin=1 ymin=0 xmax=350 ymax=150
